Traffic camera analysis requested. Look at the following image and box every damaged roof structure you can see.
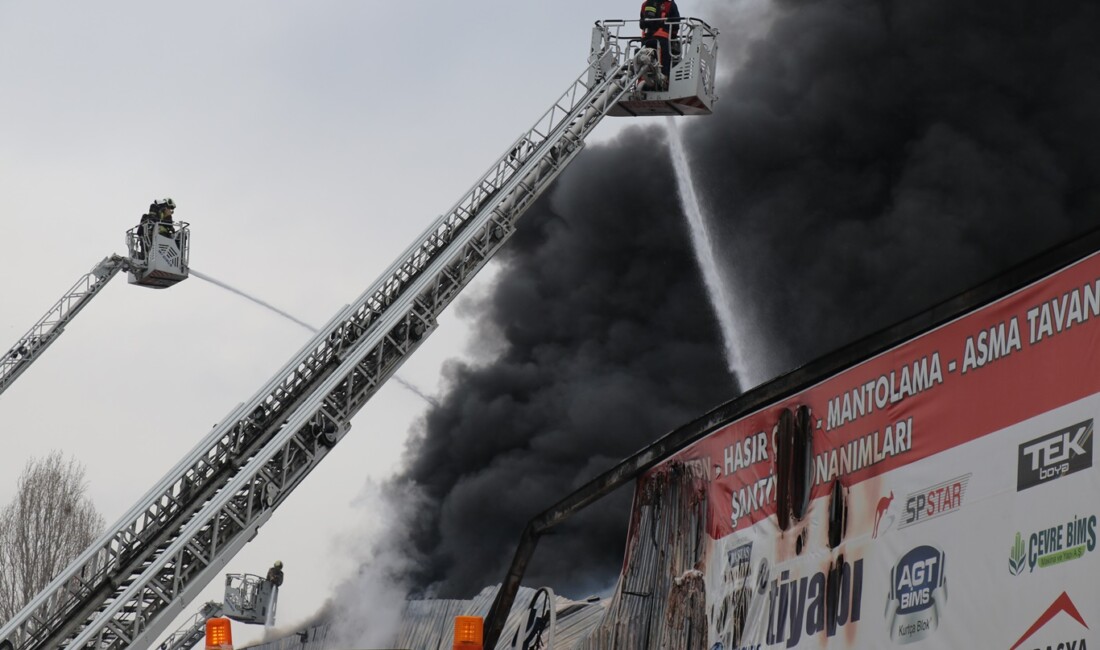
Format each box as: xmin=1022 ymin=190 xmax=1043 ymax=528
xmin=241 ymin=586 xmax=607 ymax=650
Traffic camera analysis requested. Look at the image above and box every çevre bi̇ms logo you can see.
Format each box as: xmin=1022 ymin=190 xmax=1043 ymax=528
xmin=886 ymin=545 xmax=946 ymax=644
xmin=1009 ymin=514 xmax=1097 ymax=576
xmin=1017 ymin=420 xmax=1093 ymax=492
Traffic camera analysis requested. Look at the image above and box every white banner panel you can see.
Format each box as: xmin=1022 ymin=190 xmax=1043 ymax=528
xmin=634 ymin=251 xmax=1100 ymax=649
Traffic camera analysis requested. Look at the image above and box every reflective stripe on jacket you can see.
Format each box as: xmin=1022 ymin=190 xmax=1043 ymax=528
xmin=640 ymin=0 xmax=677 ymax=39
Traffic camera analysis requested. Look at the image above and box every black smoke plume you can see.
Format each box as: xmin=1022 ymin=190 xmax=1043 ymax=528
xmin=394 ymin=125 xmax=736 ymax=597
xmin=388 ymin=0 xmax=1100 ymax=599
xmin=696 ymin=0 xmax=1100 ymax=375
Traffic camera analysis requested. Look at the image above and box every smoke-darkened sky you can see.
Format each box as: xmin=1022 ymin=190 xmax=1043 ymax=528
xmin=387 ymin=0 xmax=1100 ymax=600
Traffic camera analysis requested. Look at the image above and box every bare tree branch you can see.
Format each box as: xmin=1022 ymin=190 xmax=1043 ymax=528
xmin=0 ymin=452 xmax=105 ymax=623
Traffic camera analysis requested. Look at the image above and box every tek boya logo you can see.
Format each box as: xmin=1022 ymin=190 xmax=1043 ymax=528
xmin=1018 ymin=420 xmax=1093 ymax=492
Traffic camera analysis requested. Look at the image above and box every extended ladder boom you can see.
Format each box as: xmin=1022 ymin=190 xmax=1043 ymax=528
xmin=0 ymin=19 xmax=717 ymax=650
xmin=0 ymin=256 xmax=126 ymax=398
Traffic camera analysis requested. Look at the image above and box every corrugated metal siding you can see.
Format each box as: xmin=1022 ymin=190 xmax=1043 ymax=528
xmin=544 ymin=599 xmax=606 ymax=650
xmin=242 ymin=586 xmax=607 ymax=650
xmin=396 ymin=585 xmax=608 ymax=650
xmin=575 ymin=460 xmax=710 ymax=650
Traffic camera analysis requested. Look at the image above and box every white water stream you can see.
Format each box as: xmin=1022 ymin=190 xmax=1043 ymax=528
xmin=191 ymin=269 xmax=319 ymax=334
xmin=665 ymin=117 xmax=756 ymax=387
xmin=191 ymin=268 xmax=438 ymax=406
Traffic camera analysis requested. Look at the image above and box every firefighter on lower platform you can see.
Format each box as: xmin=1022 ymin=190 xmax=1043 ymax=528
xmin=640 ymin=0 xmax=680 ymax=89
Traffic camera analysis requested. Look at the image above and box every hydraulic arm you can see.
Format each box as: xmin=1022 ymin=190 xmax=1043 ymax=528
xmin=0 ymin=219 xmax=190 ymax=400
xmin=0 ymin=19 xmax=717 ymax=650
xmin=0 ymin=256 xmax=126 ymax=398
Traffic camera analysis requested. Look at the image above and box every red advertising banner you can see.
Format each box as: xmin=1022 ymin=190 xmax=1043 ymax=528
xmin=658 ymin=251 xmax=1100 ymax=539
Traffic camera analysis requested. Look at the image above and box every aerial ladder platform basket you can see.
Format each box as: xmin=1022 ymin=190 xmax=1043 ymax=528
xmin=594 ymin=18 xmax=719 ymax=117
xmin=126 ymin=221 xmax=190 ymax=289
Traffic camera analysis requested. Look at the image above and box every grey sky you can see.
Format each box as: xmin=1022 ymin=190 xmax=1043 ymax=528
xmin=0 ymin=1 xmax=678 ymax=645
